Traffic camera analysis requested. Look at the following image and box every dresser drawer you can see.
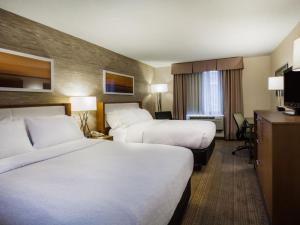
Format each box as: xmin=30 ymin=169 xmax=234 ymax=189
xmin=256 ymin=117 xmax=273 ymax=219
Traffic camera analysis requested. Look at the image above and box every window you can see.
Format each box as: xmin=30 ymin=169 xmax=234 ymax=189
xmin=186 ymin=71 xmax=223 ymax=116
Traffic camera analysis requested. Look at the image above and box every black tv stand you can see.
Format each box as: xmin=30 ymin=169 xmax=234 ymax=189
xmin=284 ymin=108 xmax=300 ymax=116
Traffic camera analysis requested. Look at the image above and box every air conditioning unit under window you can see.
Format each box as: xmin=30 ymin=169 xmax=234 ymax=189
xmin=187 ymin=115 xmax=224 ymax=131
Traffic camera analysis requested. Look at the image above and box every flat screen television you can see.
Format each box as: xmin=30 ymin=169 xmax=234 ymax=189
xmin=284 ymin=67 xmax=300 ymax=115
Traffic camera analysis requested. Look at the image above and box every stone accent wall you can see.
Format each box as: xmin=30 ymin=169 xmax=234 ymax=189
xmin=0 ymin=9 xmax=155 ymax=129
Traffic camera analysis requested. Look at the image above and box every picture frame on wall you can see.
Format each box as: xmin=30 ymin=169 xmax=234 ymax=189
xmin=103 ymin=70 xmax=134 ymax=95
xmin=275 ymin=63 xmax=288 ymax=77
xmin=0 ymin=48 xmax=54 ymax=92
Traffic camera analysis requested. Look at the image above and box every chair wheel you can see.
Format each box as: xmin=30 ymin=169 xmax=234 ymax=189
xmin=232 ymin=152 xmax=235 ymax=155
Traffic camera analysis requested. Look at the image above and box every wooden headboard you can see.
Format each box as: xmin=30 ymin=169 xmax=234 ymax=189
xmin=0 ymin=103 xmax=72 ymax=118
xmin=97 ymin=101 xmax=142 ymax=134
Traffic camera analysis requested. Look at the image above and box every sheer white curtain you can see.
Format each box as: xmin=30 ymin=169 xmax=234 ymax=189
xmin=201 ymin=71 xmax=223 ymax=115
xmin=186 ymin=71 xmax=223 ymax=116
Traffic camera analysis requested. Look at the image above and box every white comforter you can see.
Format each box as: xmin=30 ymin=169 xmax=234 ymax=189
xmin=110 ymin=120 xmax=216 ymax=149
xmin=0 ymin=139 xmax=193 ymax=225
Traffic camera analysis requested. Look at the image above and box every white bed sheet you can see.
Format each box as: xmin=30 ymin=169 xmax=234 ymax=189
xmin=110 ymin=120 xmax=216 ymax=149
xmin=0 ymin=138 xmax=193 ymax=225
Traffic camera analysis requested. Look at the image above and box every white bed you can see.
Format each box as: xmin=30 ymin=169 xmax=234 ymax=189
xmin=0 ymin=104 xmax=193 ymax=225
xmin=110 ymin=119 xmax=215 ymax=149
xmin=99 ymin=102 xmax=216 ymax=150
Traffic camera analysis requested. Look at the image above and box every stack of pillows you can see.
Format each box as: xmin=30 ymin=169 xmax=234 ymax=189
xmin=106 ymin=108 xmax=153 ymax=129
xmin=0 ymin=115 xmax=84 ymax=160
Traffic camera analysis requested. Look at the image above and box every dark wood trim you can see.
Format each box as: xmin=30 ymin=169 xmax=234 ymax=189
xmin=96 ymin=101 xmax=142 ymax=134
xmin=0 ymin=103 xmax=71 ymax=116
xmin=96 ymin=102 xmax=105 ymax=133
xmin=99 ymin=101 xmax=142 ymax=108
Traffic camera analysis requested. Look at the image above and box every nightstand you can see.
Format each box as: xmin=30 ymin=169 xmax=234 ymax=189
xmin=89 ymin=135 xmax=113 ymax=141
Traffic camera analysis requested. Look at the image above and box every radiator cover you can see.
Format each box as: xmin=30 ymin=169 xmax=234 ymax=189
xmin=187 ymin=115 xmax=224 ymax=131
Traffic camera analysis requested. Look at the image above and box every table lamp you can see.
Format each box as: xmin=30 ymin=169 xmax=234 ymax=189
xmin=151 ymin=84 xmax=168 ymax=112
xmin=70 ymin=96 xmax=96 ymax=137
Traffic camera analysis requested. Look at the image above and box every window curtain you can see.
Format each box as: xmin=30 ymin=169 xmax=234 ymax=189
xmin=201 ymin=71 xmax=223 ymax=115
xmin=186 ymin=71 xmax=223 ymax=116
xmin=172 ymin=57 xmax=244 ymax=125
xmin=173 ymin=74 xmax=187 ymax=120
xmin=222 ymin=69 xmax=243 ymax=140
xmin=186 ymin=74 xmax=201 ymax=114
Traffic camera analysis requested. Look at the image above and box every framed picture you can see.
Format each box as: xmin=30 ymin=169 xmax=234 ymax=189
xmin=275 ymin=63 xmax=288 ymax=77
xmin=0 ymin=48 xmax=54 ymax=92
xmin=103 ymin=70 xmax=134 ymax=95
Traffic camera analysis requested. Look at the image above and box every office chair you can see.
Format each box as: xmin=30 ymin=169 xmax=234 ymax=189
xmin=232 ymin=113 xmax=255 ymax=161
xmin=155 ymin=111 xmax=172 ymax=120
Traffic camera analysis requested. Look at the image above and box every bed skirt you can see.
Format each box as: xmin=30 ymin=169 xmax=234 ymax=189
xmin=168 ymin=178 xmax=191 ymax=225
xmin=191 ymin=138 xmax=216 ymax=170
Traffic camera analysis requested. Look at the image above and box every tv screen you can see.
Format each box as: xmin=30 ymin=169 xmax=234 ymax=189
xmin=284 ymin=68 xmax=300 ymax=108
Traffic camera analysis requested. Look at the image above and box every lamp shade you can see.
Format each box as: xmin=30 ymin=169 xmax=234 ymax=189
xmin=151 ymin=84 xmax=168 ymax=93
xmin=293 ymin=38 xmax=300 ymax=71
xmin=268 ymin=76 xmax=283 ymax=90
xmin=70 ymin=96 xmax=97 ymax=112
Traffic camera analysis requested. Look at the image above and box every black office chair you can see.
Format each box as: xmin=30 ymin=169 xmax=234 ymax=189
xmin=232 ymin=113 xmax=255 ymax=161
xmin=155 ymin=111 xmax=172 ymax=120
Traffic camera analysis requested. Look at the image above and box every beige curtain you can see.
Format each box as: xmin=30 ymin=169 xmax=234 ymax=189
xmin=173 ymin=74 xmax=187 ymax=120
xmin=171 ymin=57 xmax=243 ymax=75
xmin=222 ymin=69 xmax=243 ymax=140
xmin=186 ymin=74 xmax=201 ymax=114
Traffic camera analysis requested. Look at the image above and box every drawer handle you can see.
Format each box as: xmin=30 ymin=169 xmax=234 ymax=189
xmin=256 ymin=160 xmax=260 ymax=166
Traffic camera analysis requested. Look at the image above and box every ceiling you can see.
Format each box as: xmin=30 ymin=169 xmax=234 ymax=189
xmin=1 ymin=0 xmax=300 ymax=67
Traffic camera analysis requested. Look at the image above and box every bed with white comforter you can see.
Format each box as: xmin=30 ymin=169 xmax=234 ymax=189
xmin=107 ymin=108 xmax=216 ymax=150
xmin=110 ymin=119 xmax=216 ymax=149
xmin=0 ymin=107 xmax=193 ymax=225
xmin=0 ymin=139 xmax=193 ymax=225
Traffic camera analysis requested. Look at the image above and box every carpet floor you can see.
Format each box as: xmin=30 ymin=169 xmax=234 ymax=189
xmin=181 ymin=140 xmax=270 ymax=225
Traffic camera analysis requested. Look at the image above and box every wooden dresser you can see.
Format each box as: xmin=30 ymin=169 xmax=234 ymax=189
xmin=254 ymin=111 xmax=300 ymax=225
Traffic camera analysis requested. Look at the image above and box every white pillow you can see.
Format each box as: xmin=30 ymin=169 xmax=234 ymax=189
xmin=0 ymin=108 xmax=12 ymax=122
xmin=106 ymin=111 xmax=124 ymax=129
xmin=136 ymin=109 xmax=153 ymax=121
xmin=25 ymin=115 xmax=84 ymax=149
xmin=0 ymin=120 xmax=33 ymax=159
xmin=119 ymin=109 xmax=141 ymax=126
xmin=106 ymin=108 xmax=153 ymax=129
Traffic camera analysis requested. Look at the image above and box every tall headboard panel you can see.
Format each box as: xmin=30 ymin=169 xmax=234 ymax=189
xmin=0 ymin=103 xmax=71 ymax=120
xmin=97 ymin=101 xmax=142 ymax=134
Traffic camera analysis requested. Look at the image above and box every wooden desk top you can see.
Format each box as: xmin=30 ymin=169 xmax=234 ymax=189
xmin=255 ymin=110 xmax=300 ymax=124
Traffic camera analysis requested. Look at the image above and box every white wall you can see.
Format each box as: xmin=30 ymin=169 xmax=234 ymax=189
xmin=270 ymin=22 xmax=300 ymax=109
xmin=153 ymin=22 xmax=300 ymax=117
xmin=243 ymin=56 xmax=272 ymax=117
xmin=153 ymin=66 xmax=173 ymax=112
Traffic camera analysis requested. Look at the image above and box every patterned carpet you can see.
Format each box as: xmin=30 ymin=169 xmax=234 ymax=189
xmin=181 ymin=140 xmax=270 ymax=225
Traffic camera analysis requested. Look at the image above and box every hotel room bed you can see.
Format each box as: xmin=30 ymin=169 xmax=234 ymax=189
xmin=0 ymin=139 xmax=193 ymax=225
xmin=0 ymin=104 xmax=193 ymax=225
xmin=97 ymin=102 xmax=216 ymax=169
xmin=110 ymin=119 xmax=215 ymax=149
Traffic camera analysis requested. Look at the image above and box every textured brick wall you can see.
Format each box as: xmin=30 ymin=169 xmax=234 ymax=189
xmin=0 ymin=9 xmax=156 ymax=129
